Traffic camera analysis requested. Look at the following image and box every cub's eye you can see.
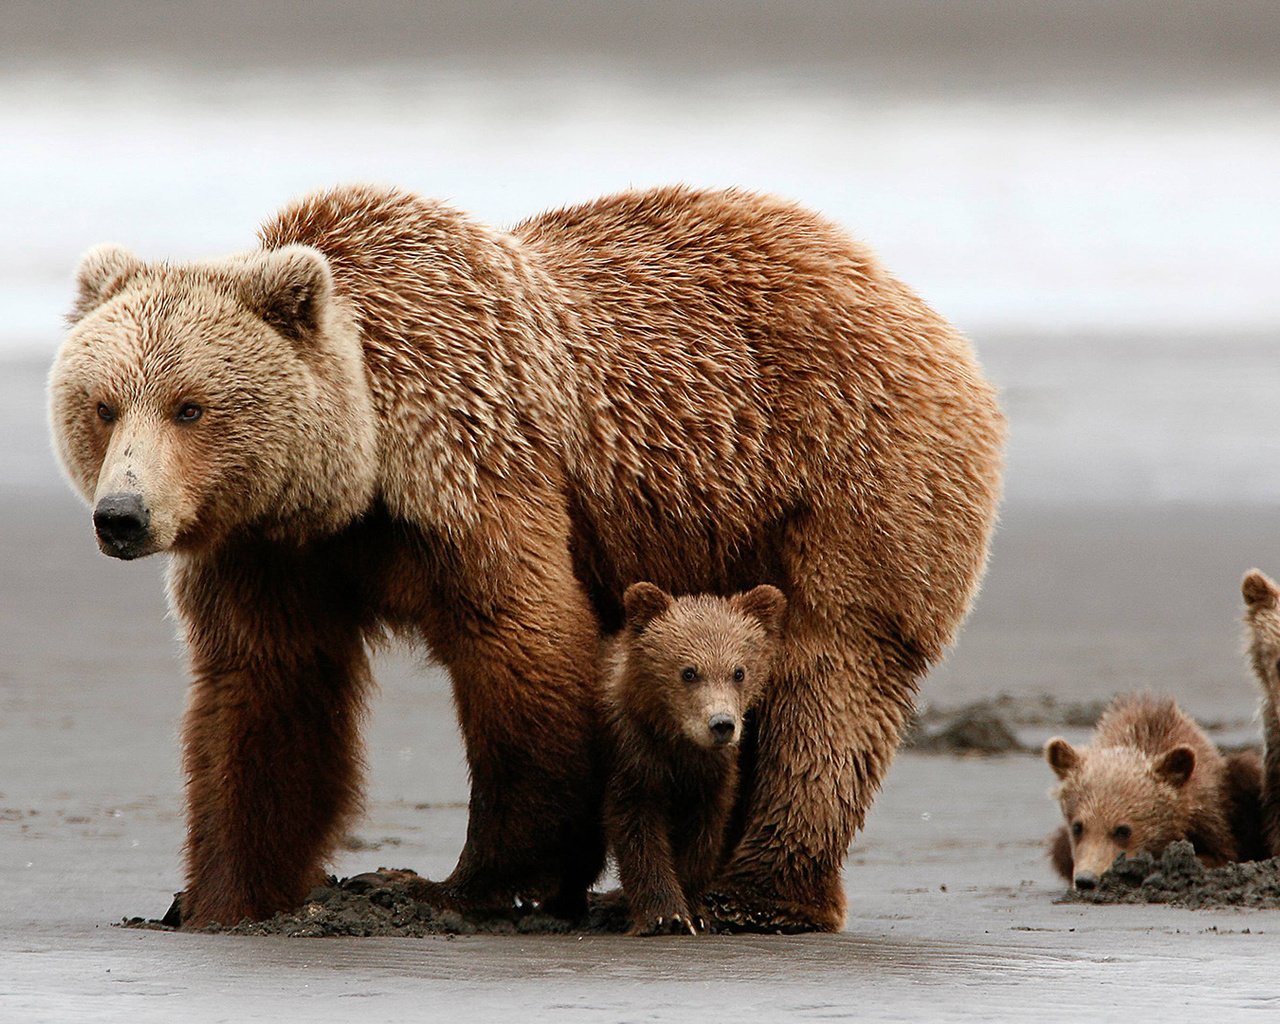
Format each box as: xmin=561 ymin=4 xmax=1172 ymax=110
xmin=175 ymin=403 xmax=204 ymax=424
xmin=1071 ymin=820 xmax=1083 ymax=838
xmin=1113 ymin=824 xmax=1132 ymax=843
xmin=732 ymin=667 xmax=745 ymax=683
xmin=681 ymin=666 xmax=698 ymax=683
xmin=96 ymin=402 xmax=115 ymax=423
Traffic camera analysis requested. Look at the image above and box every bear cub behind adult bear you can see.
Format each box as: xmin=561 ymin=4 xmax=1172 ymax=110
xmin=1241 ymin=568 xmax=1280 ymax=856
xmin=604 ymin=582 xmax=785 ymax=935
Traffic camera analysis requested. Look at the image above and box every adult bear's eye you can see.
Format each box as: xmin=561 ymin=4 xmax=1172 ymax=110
xmin=175 ymin=402 xmax=204 ymax=424
xmin=681 ymin=666 xmax=697 ymax=682
xmin=96 ymin=402 xmax=115 ymax=423
xmin=732 ymin=667 xmax=745 ymax=683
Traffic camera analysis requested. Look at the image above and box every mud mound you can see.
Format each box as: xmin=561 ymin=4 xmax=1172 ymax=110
xmin=903 ymin=694 xmax=1110 ymax=754
xmin=1064 ymin=841 xmax=1280 ymax=909
xmin=121 ymin=870 xmax=632 ymax=937
xmin=902 ymin=694 xmax=1255 ymax=756
xmin=906 ymin=707 xmax=1024 ymax=754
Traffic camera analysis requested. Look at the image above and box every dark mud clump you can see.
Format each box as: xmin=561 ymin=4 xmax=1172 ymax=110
xmin=1063 ymin=840 xmax=1280 ymax=909
xmin=906 ymin=706 xmax=1023 ymax=754
xmin=121 ymin=870 xmax=631 ymax=937
xmin=903 ymin=694 xmax=1111 ymax=755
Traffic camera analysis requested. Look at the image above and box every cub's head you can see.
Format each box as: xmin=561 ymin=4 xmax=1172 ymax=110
xmin=1043 ymin=736 xmax=1197 ymax=889
xmin=1243 ymin=569 xmax=1280 ymax=701
xmin=617 ymin=582 xmax=787 ymax=750
xmin=49 ymin=244 xmax=377 ymax=558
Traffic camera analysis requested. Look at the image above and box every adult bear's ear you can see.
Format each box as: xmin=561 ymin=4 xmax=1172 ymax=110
xmin=238 ymin=245 xmax=333 ymax=342
xmin=624 ymin=582 xmax=672 ymax=634
xmin=69 ymin=244 xmax=143 ymax=322
xmin=1044 ymin=737 xmax=1080 ymax=779
xmin=1243 ymin=569 xmax=1279 ymax=610
xmin=1153 ymin=746 xmax=1196 ymax=789
xmin=732 ymin=584 xmax=787 ymax=637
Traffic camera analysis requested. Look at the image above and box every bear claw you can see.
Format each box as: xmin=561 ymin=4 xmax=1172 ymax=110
xmin=631 ymin=912 xmax=698 ymax=937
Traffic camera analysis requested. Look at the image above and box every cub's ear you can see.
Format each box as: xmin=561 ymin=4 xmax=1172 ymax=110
xmin=69 ymin=244 xmax=143 ymax=322
xmin=238 ymin=245 xmax=333 ymax=341
xmin=1044 ymin=737 xmax=1080 ymax=779
xmin=623 ymin=582 xmax=672 ymax=634
xmin=1243 ymin=569 xmax=1279 ymax=610
xmin=732 ymin=584 xmax=787 ymax=636
xmin=1153 ymin=745 xmax=1196 ymax=789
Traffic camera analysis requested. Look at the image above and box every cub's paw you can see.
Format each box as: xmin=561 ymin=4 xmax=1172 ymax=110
xmin=629 ymin=911 xmax=699 ymax=937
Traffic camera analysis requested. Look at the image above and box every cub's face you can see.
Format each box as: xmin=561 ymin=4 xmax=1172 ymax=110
xmin=49 ymin=244 xmax=376 ymax=558
xmin=1044 ymin=738 xmax=1196 ymax=887
xmin=1243 ymin=569 xmax=1280 ymax=702
xmin=620 ymin=583 xmax=786 ymax=750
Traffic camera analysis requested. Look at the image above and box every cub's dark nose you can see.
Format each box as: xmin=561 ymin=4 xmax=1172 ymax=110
xmin=709 ymin=714 xmax=737 ymax=745
xmin=93 ymin=493 xmax=151 ymax=557
xmin=1073 ymin=871 xmax=1099 ymax=891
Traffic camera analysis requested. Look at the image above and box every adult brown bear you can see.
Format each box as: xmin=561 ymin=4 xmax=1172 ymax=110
xmin=49 ymin=184 xmax=1005 ymax=931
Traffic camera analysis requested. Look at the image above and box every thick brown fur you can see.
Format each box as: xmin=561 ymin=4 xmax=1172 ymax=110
xmin=49 ymin=184 xmax=1004 ymax=930
xmin=1242 ymin=569 xmax=1280 ymax=856
xmin=604 ymin=583 xmax=785 ymax=936
xmin=1044 ymin=694 xmax=1265 ymax=886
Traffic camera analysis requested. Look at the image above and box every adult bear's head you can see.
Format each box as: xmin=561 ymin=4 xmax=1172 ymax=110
xmin=50 ymin=244 xmax=378 ymax=559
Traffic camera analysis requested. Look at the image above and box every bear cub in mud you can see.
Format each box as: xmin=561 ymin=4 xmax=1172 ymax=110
xmin=603 ymin=582 xmax=786 ymax=935
xmin=1044 ymin=694 xmax=1266 ymax=889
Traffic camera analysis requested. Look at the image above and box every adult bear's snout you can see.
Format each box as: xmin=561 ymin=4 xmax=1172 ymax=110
xmin=93 ymin=493 xmax=152 ymax=558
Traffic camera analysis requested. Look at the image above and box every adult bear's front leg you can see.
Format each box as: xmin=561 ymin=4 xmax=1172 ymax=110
xmin=425 ymin=508 xmax=607 ymax=918
xmin=169 ymin=545 xmax=371 ymax=929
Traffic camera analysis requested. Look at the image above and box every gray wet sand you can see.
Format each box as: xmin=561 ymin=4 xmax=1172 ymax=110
xmin=6 ymin=357 xmax=1280 ymax=1020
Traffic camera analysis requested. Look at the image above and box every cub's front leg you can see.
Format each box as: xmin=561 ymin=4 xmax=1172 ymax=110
xmin=607 ymin=765 xmax=697 ymax=936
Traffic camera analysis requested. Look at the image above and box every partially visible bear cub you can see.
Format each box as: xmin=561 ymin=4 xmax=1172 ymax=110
xmin=1242 ymin=568 xmax=1280 ymax=856
xmin=1044 ymin=694 xmax=1265 ymax=889
xmin=604 ymin=582 xmax=786 ymax=936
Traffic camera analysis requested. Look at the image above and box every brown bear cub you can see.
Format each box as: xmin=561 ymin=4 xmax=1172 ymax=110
xmin=1044 ymin=694 xmax=1266 ymax=889
xmin=603 ymin=582 xmax=786 ymax=936
xmin=1242 ymin=569 xmax=1280 ymax=856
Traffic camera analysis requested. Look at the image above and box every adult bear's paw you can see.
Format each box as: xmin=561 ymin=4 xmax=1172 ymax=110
xmin=702 ymin=888 xmax=843 ymax=934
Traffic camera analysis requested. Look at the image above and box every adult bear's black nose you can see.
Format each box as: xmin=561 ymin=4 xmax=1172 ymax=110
xmin=1073 ymin=871 xmax=1099 ymax=891
xmin=93 ymin=493 xmax=151 ymax=557
xmin=709 ymin=714 xmax=737 ymax=745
